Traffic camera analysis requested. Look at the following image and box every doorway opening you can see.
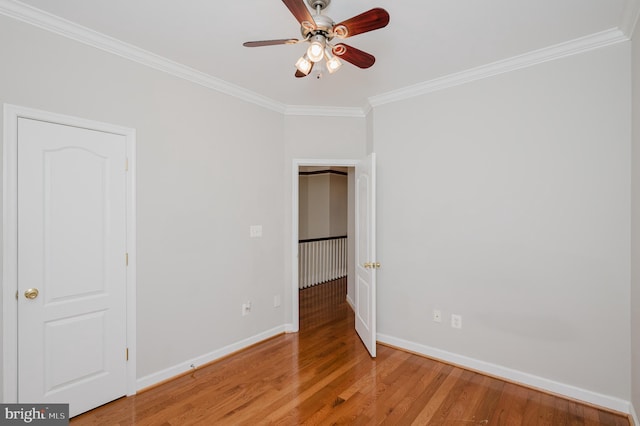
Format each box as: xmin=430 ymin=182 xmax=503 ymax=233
xmin=291 ymin=155 xmax=377 ymax=357
xmin=298 ymin=166 xmax=352 ymax=329
xmin=291 ymin=159 xmax=358 ymax=333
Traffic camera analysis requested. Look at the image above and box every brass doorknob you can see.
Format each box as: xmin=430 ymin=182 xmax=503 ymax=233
xmin=363 ymin=262 xmax=381 ymax=269
xmin=24 ymin=288 xmax=39 ymax=300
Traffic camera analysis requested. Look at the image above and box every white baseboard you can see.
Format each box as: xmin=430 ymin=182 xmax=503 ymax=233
xmin=377 ymin=333 xmax=632 ymax=415
xmin=134 ymin=326 xmax=633 ymax=417
xmin=136 ymin=325 xmax=287 ymax=391
xmin=346 ymin=294 xmax=355 ymax=310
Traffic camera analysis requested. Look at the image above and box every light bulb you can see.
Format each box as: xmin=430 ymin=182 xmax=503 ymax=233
xmin=295 ymin=55 xmax=312 ymax=75
xmin=325 ymin=49 xmax=342 ymax=74
xmin=307 ymin=35 xmax=326 ymax=63
xmin=326 ymin=56 xmax=342 ymax=74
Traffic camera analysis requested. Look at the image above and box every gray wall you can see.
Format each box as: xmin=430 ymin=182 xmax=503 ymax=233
xmin=329 ymin=174 xmax=348 ymax=237
xmin=298 ymin=172 xmax=348 ymax=240
xmin=373 ymin=42 xmax=631 ymax=400
xmin=631 ymin=15 xmax=640 ymax=422
xmin=0 ymin=15 xmax=287 ymax=380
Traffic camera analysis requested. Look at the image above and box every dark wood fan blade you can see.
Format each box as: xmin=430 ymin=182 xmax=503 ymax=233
xmin=332 ymin=43 xmax=375 ymax=68
xmin=333 ymin=8 xmax=389 ymax=38
xmin=295 ymin=62 xmax=314 ymax=78
xmin=282 ymin=0 xmax=316 ymax=30
xmin=243 ymin=39 xmax=299 ymax=47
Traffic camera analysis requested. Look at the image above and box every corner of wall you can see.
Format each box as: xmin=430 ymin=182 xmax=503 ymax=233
xmin=631 ymin=10 xmax=640 ymax=424
xmin=365 ymin=107 xmax=374 ymax=155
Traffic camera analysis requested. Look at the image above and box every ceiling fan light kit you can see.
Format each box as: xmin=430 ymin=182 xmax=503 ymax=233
xmin=243 ymin=0 xmax=389 ymax=79
xmin=307 ymin=34 xmax=327 ymax=62
xmin=295 ymin=55 xmax=313 ymax=75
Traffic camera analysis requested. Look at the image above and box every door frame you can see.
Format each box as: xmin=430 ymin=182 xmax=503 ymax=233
xmin=291 ymin=158 xmax=358 ymax=332
xmin=2 ymin=104 xmax=137 ymax=401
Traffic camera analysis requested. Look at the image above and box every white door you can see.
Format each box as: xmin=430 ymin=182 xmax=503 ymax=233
xmin=354 ymin=153 xmax=377 ymax=357
xmin=17 ymin=117 xmax=128 ymax=417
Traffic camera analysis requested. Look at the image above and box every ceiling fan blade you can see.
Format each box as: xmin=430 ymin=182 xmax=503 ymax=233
xmin=282 ymin=0 xmax=316 ymax=30
xmin=332 ymin=43 xmax=375 ymax=69
xmin=295 ymin=62 xmax=314 ymax=78
xmin=243 ymin=39 xmax=299 ymax=47
xmin=333 ymin=8 xmax=390 ymax=38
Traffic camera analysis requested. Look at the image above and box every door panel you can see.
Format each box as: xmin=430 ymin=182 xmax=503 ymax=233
xmin=355 ymin=153 xmax=376 ymax=357
xmin=18 ymin=117 xmax=128 ymax=417
xmin=46 ymin=311 xmax=107 ymax=391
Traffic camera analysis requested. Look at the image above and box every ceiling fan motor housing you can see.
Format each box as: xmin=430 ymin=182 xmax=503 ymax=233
xmin=301 ymin=14 xmax=334 ymax=39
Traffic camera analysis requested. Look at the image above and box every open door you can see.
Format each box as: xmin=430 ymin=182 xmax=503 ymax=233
xmin=354 ymin=153 xmax=377 ymax=357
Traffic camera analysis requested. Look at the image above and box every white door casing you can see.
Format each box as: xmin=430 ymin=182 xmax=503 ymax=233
xmin=354 ymin=153 xmax=377 ymax=357
xmin=2 ymin=105 xmax=137 ymax=414
xmin=290 ymin=156 xmax=377 ymax=355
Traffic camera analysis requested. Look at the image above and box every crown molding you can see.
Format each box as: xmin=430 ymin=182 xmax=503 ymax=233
xmin=361 ymin=102 xmax=373 ymax=117
xmin=0 ymin=0 xmax=632 ymax=117
xmin=621 ymin=0 xmax=640 ymax=38
xmin=368 ymin=28 xmax=628 ymax=108
xmin=284 ymin=105 xmax=365 ymax=118
xmin=0 ymin=0 xmax=287 ymax=114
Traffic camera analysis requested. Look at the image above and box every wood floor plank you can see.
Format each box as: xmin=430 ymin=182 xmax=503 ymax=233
xmin=71 ymin=279 xmax=631 ymax=425
xmin=490 ymin=382 xmax=530 ymax=425
xmin=410 ymin=367 xmax=466 ymax=425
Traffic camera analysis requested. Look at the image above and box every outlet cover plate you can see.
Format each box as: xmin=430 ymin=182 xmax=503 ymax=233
xmin=451 ymin=314 xmax=462 ymax=329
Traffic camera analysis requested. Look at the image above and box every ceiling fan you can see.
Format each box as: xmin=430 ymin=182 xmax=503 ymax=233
xmin=243 ymin=0 xmax=390 ymax=78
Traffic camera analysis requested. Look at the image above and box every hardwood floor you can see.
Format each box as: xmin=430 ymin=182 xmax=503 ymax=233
xmin=72 ymin=278 xmax=630 ymax=425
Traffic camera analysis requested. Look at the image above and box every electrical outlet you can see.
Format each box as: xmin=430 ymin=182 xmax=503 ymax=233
xmin=451 ymin=314 xmax=462 ymax=329
xmin=433 ymin=309 xmax=442 ymax=323
xmin=242 ymin=301 xmax=252 ymax=316
xmin=273 ymin=295 xmax=281 ymax=308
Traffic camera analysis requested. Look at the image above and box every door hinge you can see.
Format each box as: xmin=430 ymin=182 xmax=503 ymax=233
xmin=125 ymin=253 xmax=129 ymax=266
xmin=16 ymin=290 xmax=19 ymax=300
xmin=126 ymin=348 xmax=129 ymax=361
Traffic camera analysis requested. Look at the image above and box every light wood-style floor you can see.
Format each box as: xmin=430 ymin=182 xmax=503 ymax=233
xmin=72 ymin=278 xmax=630 ymax=425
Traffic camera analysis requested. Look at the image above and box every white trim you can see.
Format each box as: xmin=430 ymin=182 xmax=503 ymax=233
xmin=291 ymin=158 xmax=360 ymax=333
xmin=0 ymin=0 xmax=285 ymax=115
xmin=632 ymin=403 xmax=639 ymax=426
xmin=136 ymin=325 xmax=287 ymax=391
xmin=368 ymin=28 xmax=628 ymax=107
xmin=361 ymin=103 xmax=373 ymax=117
xmin=125 ymin=124 xmax=138 ymax=397
xmin=621 ymin=0 xmax=640 ymax=38
xmin=2 ymin=103 xmax=138 ymax=400
xmin=2 ymin=105 xmax=19 ymax=401
xmin=377 ymin=333 xmax=632 ymax=415
xmin=346 ymin=294 xmax=355 ymax=311
xmin=284 ymin=105 xmax=365 ymax=118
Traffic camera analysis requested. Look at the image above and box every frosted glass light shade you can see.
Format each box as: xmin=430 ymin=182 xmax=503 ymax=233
xmin=295 ymin=55 xmax=312 ymax=75
xmin=326 ymin=56 xmax=342 ymax=74
xmin=307 ymin=42 xmax=325 ymax=62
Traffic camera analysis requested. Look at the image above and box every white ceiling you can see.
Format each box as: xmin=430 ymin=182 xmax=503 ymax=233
xmin=6 ymin=0 xmax=639 ymax=109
